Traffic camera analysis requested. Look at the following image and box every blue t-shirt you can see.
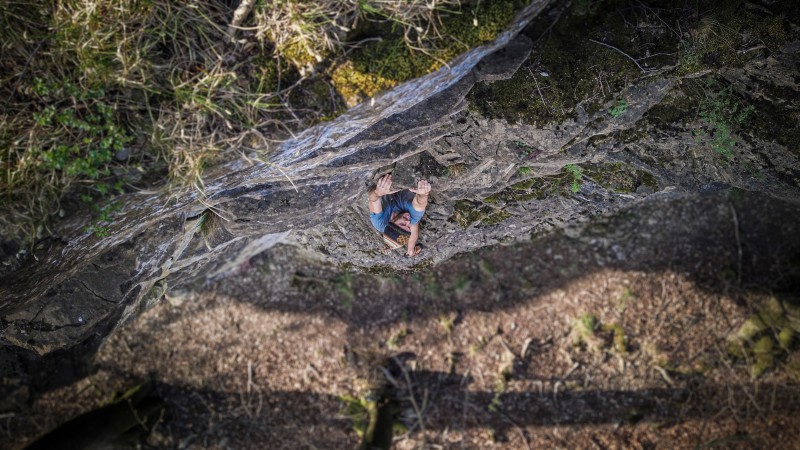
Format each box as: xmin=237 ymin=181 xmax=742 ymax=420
xmin=370 ymin=190 xmax=425 ymax=232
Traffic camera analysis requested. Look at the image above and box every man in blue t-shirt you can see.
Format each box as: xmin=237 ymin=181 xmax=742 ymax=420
xmin=368 ymin=174 xmax=431 ymax=257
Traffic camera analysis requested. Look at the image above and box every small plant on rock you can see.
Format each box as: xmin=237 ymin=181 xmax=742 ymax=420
xmin=563 ymin=164 xmax=583 ymax=193
xmin=609 ymin=99 xmax=628 ymax=118
xmin=695 ymin=82 xmax=754 ymax=160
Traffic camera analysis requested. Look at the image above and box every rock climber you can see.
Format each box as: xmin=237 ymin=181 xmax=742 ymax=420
xmin=368 ymin=174 xmax=431 ymax=257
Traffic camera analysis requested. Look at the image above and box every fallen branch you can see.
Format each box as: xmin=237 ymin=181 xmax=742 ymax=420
xmin=227 ymin=0 xmax=257 ymax=41
xmin=588 ymin=38 xmax=651 ymax=74
xmin=527 ymin=67 xmax=550 ymax=113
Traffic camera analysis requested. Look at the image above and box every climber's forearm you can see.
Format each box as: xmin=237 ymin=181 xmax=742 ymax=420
xmin=412 ymin=193 xmax=428 ymax=212
xmin=368 ymin=189 xmax=383 ymax=214
xmin=406 ymin=224 xmax=419 ymax=256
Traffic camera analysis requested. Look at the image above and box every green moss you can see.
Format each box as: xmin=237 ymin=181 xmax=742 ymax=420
xmin=584 ymin=162 xmax=659 ymax=193
xmin=677 ymin=4 xmax=791 ymax=75
xmin=758 ymin=297 xmax=787 ymax=329
xmin=734 ymin=316 xmax=768 ymax=342
xmin=363 ymin=264 xmax=400 ymax=277
xmin=778 ymin=328 xmax=794 ymax=350
xmin=572 ymin=313 xmax=597 ymax=344
xmin=280 ymin=40 xmax=323 ymax=68
xmin=467 ymin=1 xmax=662 ymax=125
xmin=332 ymin=0 xmax=524 ymax=105
xmin=339 ymin=394 xmax=375 ymax=439
xmin=783 ymin=299 xmax=800 ymax=333
xmin=751 ymin=336 xmax=775 ymax=378
xmin=450 ymin=199 xmax=511 ymax=228
xmin=602 ymin=323 xmax=628 ymax=354
xmin=484 ymin=171 xmax=577 ymax=206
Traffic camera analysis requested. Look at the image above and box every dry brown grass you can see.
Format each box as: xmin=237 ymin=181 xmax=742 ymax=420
xmin=0 ymin=0 xmax=465 ymax=244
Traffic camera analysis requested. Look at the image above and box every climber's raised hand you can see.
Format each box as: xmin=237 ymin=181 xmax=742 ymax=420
xmin=374 ymin=174 xmax=393 ymax=197
xmin=409 ymin=179 xmax=431 ymax=197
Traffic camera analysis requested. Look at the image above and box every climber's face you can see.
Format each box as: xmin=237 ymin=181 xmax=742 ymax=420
xmin=391 ymin=212 xmax=412 ymax=232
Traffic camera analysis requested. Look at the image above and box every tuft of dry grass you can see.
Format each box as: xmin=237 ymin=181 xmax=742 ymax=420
xmin=0 ymin=0 xmax=474 ymax=245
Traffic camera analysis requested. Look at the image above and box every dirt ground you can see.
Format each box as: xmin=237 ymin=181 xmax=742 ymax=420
xmin=3 ymin=190 xmax=799 ymax=449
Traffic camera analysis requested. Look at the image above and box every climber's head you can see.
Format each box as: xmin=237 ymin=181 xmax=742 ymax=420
xmin=390 ymin=211 xmax=412 ymax=232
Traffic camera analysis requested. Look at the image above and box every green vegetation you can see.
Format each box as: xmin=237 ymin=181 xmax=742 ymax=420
xmin=614 ymin=287 xmax=636 ymax=311
xmin=563 ymin=164 xmax=582 ymax=194
xmin=677 ymin=4 xmax=789 ymax=75
xmin=602 ymin=323 xmax=629 ymax=354
xmin=514 ymin=140 xmax=538 ymax=158
xmin=438 ymin=312 xmax=458 ymax=335
xmin=572 ymin=313 xmax=629 ymax=354
xmin=387 ymin=327 xmax=408 ymax=350
xmin=584 ymin=162 xmax=659 ymax=194
xmin=85 ymin=201 xmax=122 ymax=237
xmin=468 ymin=0 xmax=794 ymax=127
xmin=695 ymin=81 xmax=754 ymax=160
xmin=489 ymin=348 xmax=515 ymax=413
xmin=451 ymin=199 xmax=512 ymax=229
xmin=340 ymin=394 xmax=376 ymax=439
xmin=727 ymin=297 xmax=800 ymax=378
xmin=336 ymin=0 xmax=525 ymax=105
xmin=609 ymin=99 xmax=628 ymax=118
xmin=469 ymin=335 xmax=490 ymax=355
xmin=0 ymin=0 xmax=527 ymax=244
xmin=488 ymin=377 xmax=507 ymax=413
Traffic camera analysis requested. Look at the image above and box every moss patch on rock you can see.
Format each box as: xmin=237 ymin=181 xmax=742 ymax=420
xmin=676 ymin=2 xmax=792 ymax=75
xmin=468 ymin=0 xmax=796 ymax=126
xmin=584 ymin=162 xmax=659 ymax=194
xmin=332 ymin=0 xmax=525 ymax=106
xmin=467 ymin=0 xmax=672 ymax=125
xmin=450 ymin=200 xmax=512 ymax=229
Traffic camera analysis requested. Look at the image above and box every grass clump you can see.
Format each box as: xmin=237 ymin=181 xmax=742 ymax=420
xmin=340 ymin=394 xmax=376 ymax=439
xmin=678 ymin=3 xmax=790 ymax=74
xmin=386 ymin=327 xmax=408 ymax=350
xmin=563 ymin=164 xmax=583 ymax=194
xmin=571 ymin=313 xmax=629 ymax=354
xmin=609 ymin=99 xmax=628 ymax=118
xmin=571 ymin=313 xmax=601 ymax=350
xmin=438 ymin=312 xmax=458 ymax=335
xmin=694 ymin=80 xmax=754 ymax=160
xmin=1 ymin=0 xmax=529 ymax=246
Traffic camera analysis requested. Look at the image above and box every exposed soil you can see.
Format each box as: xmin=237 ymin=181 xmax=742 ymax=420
xmin=4 ymin=190 xmax=799 ymax=449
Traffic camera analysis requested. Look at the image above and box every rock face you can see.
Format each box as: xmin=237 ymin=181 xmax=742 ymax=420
xmin=1 ymin=0 xmax=798 ymax=401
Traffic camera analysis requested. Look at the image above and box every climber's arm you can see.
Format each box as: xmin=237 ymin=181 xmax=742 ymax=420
xmin=406 ymin=223 xmax=420 ymax=257
xmin=410 ymin=179 xmax=431 ymax=212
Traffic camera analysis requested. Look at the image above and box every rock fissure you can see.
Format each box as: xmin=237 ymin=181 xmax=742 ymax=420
xmin=76 ymin=281 xmax=117 ymax=305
